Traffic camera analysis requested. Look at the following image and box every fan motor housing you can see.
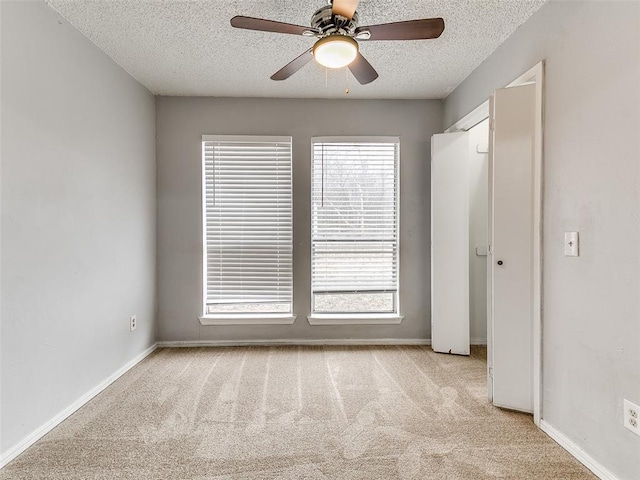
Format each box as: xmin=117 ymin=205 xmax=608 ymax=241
xmin=311 ymin=4 xmax=358 ymax=36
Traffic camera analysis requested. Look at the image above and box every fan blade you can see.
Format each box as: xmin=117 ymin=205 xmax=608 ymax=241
xmin=271 ymin=49 xmax=314 ymax=81
xmin=231 ymin=16 xmax=309 ymax=36
xmin=348 ymin=52 xmax=378 ymax=85
xmin=360 ymin=18 xmax=445 ymax=41
xmin=332 ymin=0 xmax=359 ymax=20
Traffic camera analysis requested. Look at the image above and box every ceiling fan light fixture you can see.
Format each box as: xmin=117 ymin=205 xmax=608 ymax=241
xmin=313 ymin=35 xmax=358 ymax=69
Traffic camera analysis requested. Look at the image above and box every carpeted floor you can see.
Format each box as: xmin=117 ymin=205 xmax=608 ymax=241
xmin=2 ymin=346 xmax=596 ymax=479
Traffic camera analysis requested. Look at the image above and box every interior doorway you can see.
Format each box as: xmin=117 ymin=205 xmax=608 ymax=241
xmin=434 ymin=61 xmax=544 ymax=424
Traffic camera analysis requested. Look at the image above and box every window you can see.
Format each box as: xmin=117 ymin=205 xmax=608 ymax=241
xmin=201 ymin=136 xmax=293 ymax=323
xmin=311 ymin=137 xmax=400 ymax=319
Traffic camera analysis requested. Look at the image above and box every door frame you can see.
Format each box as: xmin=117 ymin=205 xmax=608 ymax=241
xmin=444 ymin=61 xmax=544 ymax=425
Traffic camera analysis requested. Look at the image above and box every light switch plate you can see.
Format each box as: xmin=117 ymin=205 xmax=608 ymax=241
xmin=564 ymin=232 xmax=579 ymax=257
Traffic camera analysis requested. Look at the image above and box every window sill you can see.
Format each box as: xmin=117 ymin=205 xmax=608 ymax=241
xmin=307 ymin=314 xmax=404 ymax=325
xmin=199 ymin=314 xmax=297 ymax=326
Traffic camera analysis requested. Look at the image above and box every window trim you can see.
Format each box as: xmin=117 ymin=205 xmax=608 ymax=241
xmin=307 ymin=313 xmax=403 ymax=326
xmin=201 ymin=134 xmax=294 ymax=324
xmin=309 ymin=136 xmax=401 ymax=322
xmin=199 ymin=314 xmax=297 ymax=326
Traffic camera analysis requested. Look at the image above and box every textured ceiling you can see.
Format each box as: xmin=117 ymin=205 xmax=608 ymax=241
xmin=45 ymin=0 xmax=547 ymax=99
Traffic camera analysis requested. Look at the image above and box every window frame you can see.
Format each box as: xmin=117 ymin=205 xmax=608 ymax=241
xmin=308 ymin=136 xmax=403 ymax=325
xmin=199 ymin=134 xmax=296 ymax=326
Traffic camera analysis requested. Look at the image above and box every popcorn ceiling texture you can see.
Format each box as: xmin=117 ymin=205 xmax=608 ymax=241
xmin=45 ymin=0 xmax=547 ymax=99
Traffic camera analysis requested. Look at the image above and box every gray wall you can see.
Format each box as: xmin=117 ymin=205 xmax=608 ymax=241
xmin=444 ymin=1 xmax=640 ymax=478
xmin=1 ymin=1 xmax=156 ymax=456
xmin=157 ymin=97 xmax=442 ymax=342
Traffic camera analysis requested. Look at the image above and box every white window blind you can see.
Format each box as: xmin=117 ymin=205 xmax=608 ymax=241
xmin=202 ymin=135 xmax=293 ymax=314
xmin=311 ymin=138 xmax=399 ymax=314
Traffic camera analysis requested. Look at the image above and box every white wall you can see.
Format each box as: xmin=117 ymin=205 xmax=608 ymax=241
xmin=156 ymin=97 xmax=442 ymax=342
xmin=1 ymin=0 xmax=156 ymax=458
xmin=444 ymin=1 xmax=640 ymax=478
xmin=468 ymin=120 xmax=489 ymax=344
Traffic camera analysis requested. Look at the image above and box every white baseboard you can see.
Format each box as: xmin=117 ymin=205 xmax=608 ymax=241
xmin=0 ymin=343 xmax=157 ymax=470
xmin=158 ymin=338 xmax=431 ymax=347
xmin=540 ymin=420 xmax=619 ymax=480
xmin=470 ymin=337 xmax=487 ymax=345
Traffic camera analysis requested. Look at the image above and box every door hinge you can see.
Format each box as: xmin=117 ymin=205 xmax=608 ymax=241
xmin=488 ymin=244 xmax=493 ymax=255
xmin=488 ymin=367 xmax=494 ymax=378
xmin=489 ymin=119 xmax=495 ymax=132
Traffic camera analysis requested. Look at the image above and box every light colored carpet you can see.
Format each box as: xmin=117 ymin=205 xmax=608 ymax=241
xmin=2 ymin=346 xmax=595 ymax=479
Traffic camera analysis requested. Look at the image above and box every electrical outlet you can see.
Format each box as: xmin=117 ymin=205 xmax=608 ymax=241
xmin=624 ymin=399 xmax=639 ymax=436
xmin=130 ymin=315 xmax=137 ymax=332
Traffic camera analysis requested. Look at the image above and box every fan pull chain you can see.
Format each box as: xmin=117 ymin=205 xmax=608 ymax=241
xmin=325 ymin=66 xmax=328 ymax=89
xmin=321 ymin=144 xmax=325 ymax=208
xmin=345 ymin=67 xmax=350 ymax=95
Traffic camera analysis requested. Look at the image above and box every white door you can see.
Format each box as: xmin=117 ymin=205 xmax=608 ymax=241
xmin=431 ymin=132 xmax=470 ymax=355
xmin=489 ymin=84 xmax=536 ymax=412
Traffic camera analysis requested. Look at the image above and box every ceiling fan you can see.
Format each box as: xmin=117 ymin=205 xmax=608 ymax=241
xmin=230 ymin=0 xmax=445 ymax=85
